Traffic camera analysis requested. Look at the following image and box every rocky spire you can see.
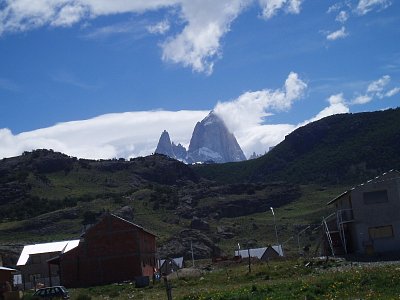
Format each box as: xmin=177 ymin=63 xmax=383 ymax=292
xmin=155 ymin=130 xmax=175 ymax=158
xmin=188 ymin=111 xmax=246 ymax=163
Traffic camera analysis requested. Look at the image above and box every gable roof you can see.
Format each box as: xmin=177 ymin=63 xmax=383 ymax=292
xmin=235 ymin=247 xmax=267 ymax=259
xmin=269 ymin=245 xmax=284 ymax=256
xmin=159 ymin=257 xmax=184 ymax=269
xmin=328 ymin=170 xmax=400 ymax=205
xmin=83 ymin=213 xmax=156 ymax=237
xmin=0 ymin=266 xmax=17 ymax=272
xmin=17 ymin=240 xmax=80 ymax=266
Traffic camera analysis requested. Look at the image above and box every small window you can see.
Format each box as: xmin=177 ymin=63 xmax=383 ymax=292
xmin=363 ymin=190 xmax=389 ymax=205
xmin=369 ymin=225 xmax=394 ymax=239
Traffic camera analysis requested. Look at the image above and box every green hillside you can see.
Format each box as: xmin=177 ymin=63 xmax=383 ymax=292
xmin=195 ymin=107 xmax=400 ymax=184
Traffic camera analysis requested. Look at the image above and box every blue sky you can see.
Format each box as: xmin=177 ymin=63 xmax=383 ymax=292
xmin=0 ymin=0 xmax=399 ymax=159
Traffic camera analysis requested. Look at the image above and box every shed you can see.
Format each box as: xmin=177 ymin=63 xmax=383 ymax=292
xmin=16 ymin=240 xmax=79 ymax=289
xmin=159 ymin=257 xmax=184 ymax=275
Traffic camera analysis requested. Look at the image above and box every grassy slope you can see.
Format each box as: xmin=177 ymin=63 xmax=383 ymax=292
xmin=194 ymin=107 xmax=400 ymax=184
xmin=50 ymin=259 xmax=400 ymax=300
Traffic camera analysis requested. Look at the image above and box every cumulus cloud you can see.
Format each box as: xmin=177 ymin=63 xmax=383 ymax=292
xmin=147 ymin=20 xmax=170 ymax=34
xmin=326 ymin=26 xmax=348 ymax=40
xmin=366 ymin=74 xmax=390 ymax=96
xmin=335 ymin=11 xmax=349 ymax=23
xmin=351 ymin=75 xmax=399 ymax=104
xmin=259 ymin=0 xmax=303 ymax=19
xmin=299 ymin=93 xmax=349 ymax=126
xmin=0 ymin=0 xmax=307 ymax=74
xmin=0 ymin=0 xmax=249 ymax=74
xmin=212 ymin=72 xmax=311 ymax=156
xmin=352 ymin=94 xmax=373 ymax=104
xmin=161 ymin=0 xmax=250 ymax=74
xmin=385 ymin=87 xmax=400 ymax=97
xmin=327 ymin=3 xmax=342 ymax=14
xmin=214 ymin=72 xmax=307 ymax=132
xmin=356 ymin=0 xmax=392 ymax=15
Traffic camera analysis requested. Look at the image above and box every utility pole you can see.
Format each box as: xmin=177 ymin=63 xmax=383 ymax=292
xmin=247 ymin=248 xmax=251 ymax=273
xmin=190 ymin=240 xmax=195 ymax=267
xmin=270 ymin=207 xmax=279 ymax=245
xmin=164 ymin=276 xmax=172 ymax=300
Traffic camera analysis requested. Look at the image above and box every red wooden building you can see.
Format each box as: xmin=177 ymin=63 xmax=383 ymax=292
xmin=52 ymin=213 xmax=156 ymax=288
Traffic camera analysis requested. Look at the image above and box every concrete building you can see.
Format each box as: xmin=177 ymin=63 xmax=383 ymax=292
xmin=324 ymin=170 xmax=400 ymax=256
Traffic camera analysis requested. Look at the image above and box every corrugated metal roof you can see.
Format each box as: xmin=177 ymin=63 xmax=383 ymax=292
xmin=0 ymin=266 xmax=17 ymax=272
xmin=234 ymin=247 xmax=267 ymax=259
xmin=270 ymin=245 xmax=284 ymax=256
xmin=82 ymin=213 xmax=156 ymax=238
xmin=159 ymin=257 xmax=184 ymax=269
xmin=327 ymin=170 xmax=400 ymax=205
xmin=17 ymin=240 xmax=80 ymax=266
xmin=173 ymin=257 xmax=184 ymax=268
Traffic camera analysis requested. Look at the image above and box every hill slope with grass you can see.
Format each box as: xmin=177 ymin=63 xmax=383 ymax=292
xmin=195 ymin=107 xmax=400 ymax=184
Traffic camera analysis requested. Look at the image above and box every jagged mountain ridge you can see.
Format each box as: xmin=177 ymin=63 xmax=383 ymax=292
xmin=155 ymin=111 xmax=246 ymax=163
xmin=188 ymin=112 xmax=246 ymax=163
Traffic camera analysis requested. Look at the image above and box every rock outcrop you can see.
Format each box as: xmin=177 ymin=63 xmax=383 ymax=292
xmin=155 ymin=130 xmax=188 ymax=162
xmin=188 ymin=111 xmax=246 ymax=163
xmin=155 ymin=130 xmax=175 ymax=158
xmin=154 ymin=111 xmax=246 ymax=164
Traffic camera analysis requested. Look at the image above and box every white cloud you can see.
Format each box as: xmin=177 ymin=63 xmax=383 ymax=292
xmin=0 ymin=72 xmax=364 ymax=159
xmin=0 ymin=72 xmax=309 ymax=159
xmin=352 ymin=94 xmax=373 ymax=104
xmin=50 ymin=4 xmax=86 ymax=27
xmin=335 ymin=11 xmax=349 ymax=23
xmin=213 ymin=72 xmax=310 ymax=156
xmin=299 ymin=93 xmax=349 ymax=125
xmin=0 ymin=0 xmax=252 ymax=74
xmin=0 ymin=0 xmax=306 ymax=74
xmin=326 ymin=26 xmax=348 ymax=40
xmin=147 ymin=20 xmax=170 ymax=34
xmin=327 ymin=3 xmax=342 ymax=14
xmin=259 ymin=0 xmax=304 ymax=19
xmin=351 ymin=75 xmax=399 ymax=104
xmin=356 ymin=0 xmax=392 ymax=15
xmin=366 ymin=74 xmax=390 ymax=96
xmin=161 ymin=0 xmax=250 ymax=75
xmin=385 ymin=87 xmax=400 ymax=97
xmin=0 ymin=110 xmax=208 ymax=159
xmin=214 ymin=72 xmax=307 ymax=132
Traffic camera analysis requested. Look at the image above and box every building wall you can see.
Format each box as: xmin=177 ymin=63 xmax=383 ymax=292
xmin=60 ymin=215 xmax=156 ymax=288
xmin=349 ymin=176 xmax=400 ymax=254
xmin=0 ymin=271 xmax=13 ymax=284
xmin=19 ymin=252 xmax=60 ymax=289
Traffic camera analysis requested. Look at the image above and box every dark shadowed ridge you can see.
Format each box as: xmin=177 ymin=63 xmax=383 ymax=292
xmin=193 ymin=107 xmax=400 ymax=185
